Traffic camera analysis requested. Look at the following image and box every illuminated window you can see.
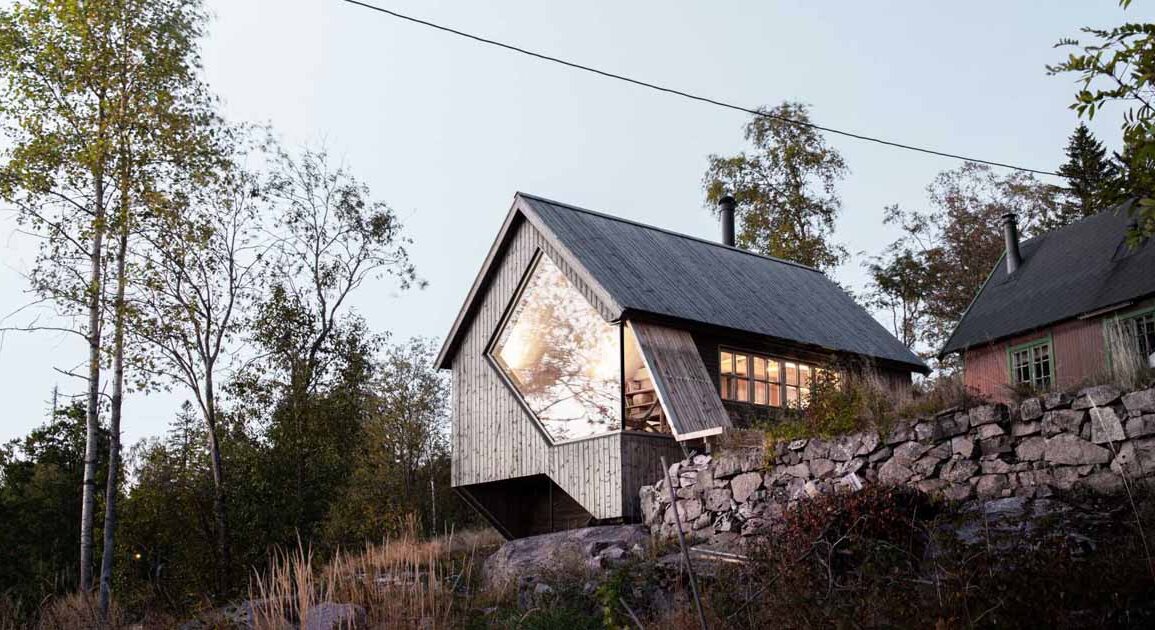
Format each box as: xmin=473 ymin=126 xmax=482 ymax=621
xmin=490 ymin=254 xmax=621 ymax=441
xmin=721 ymin=349 xmax=825 ymax=408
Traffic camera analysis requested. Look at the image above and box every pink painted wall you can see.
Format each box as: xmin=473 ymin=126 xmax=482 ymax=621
xmin=962 ymin=316 xmax=1106 ymax=401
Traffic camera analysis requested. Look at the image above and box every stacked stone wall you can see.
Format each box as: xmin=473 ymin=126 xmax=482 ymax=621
xmin=640 ymin=384 xmax=1155 ymax=545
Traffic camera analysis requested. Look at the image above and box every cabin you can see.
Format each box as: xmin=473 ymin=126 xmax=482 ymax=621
xmin=437 ymin=193 xmax=927 ymax=538
xmin=940 ymin=207 xmax=1155 ymax=401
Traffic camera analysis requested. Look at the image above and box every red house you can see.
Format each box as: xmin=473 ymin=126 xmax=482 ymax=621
xmin=940 ymin=207 xmax=1155 ymax=401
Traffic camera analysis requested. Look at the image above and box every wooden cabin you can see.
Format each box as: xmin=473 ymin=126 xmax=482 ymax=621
xmin=436 ymin=193 xmax=926 ymax=538
xmin=940 ymin=207 xmax=1155 ymax=400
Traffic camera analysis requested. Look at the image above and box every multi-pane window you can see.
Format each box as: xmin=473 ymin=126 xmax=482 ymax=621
xmin=1122 ymin=311 xmax=1155 ymax=362
xmin=720 ymin=350 xmax=825 ymax=408
xmin=1010 ymin=340 xmax=1052 ymax=390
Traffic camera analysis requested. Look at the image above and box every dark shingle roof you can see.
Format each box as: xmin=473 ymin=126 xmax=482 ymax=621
xmin=519 ymin=194 xmax=926 ymax=371
xmin=940 ymin=204 xmax=1155 ymax=355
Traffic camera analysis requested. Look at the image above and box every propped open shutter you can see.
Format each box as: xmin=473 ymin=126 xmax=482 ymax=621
xmin=630 ymin=321 xmax=731 ymax=440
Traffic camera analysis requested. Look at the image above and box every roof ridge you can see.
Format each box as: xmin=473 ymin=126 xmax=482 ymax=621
xmin=515 ymin=191 xmax=824 ymax=274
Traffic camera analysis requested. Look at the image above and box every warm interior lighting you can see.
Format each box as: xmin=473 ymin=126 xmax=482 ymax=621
xmin=491 ymin=254 xmax=621 ymax=441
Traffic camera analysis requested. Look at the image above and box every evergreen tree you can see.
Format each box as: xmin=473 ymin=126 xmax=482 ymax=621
xmin=1054 ymin=123 xmax=1121 ymax=226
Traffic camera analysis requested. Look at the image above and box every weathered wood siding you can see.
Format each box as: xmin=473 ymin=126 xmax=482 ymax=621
xmin=619 ymin=433 xmax=685 ymax=521
xmin=631 ymin=321 xmax=730 ymax=438
xmin=450 ymin=216 xmax=623 ymax=519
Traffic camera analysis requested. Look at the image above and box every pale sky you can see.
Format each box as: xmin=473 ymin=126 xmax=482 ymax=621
xmin=1 ymin=0 xmax=1147 ymax=444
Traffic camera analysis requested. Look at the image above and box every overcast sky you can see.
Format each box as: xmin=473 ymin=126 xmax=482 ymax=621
xmin=1 ymin=0 xmax=1148 ymax=444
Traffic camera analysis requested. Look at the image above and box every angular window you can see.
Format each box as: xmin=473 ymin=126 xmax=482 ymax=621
xmin=490 ymin=254 xmax=621 ymax=441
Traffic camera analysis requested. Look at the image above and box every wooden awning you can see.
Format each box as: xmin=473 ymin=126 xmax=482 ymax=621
xmin=629 ymin=321 xmax=731 ymax=440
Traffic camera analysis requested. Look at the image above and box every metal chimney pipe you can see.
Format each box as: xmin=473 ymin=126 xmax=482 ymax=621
xmin=719 ymin=195 xmax=736 ymax=247
xmin=1002 ymin=212 xmax=1022 ymax=275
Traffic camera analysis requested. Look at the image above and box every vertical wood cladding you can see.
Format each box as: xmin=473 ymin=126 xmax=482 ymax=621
xmin=963 ymin=315 xmax=1114 ymax=401
xmin=449 ymin=217 xmax=622 ymax=520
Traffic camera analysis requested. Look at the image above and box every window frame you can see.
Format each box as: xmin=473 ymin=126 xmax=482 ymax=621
xmin=1005 ymin=335 xmax=1055 ymax=390
xmin=484 ymin=249 xmax=626 ymax=445
xmin=1107 ymin=305 xmax=1155 ymax=366
xmin=719 ymin=347 xmax=823 ymax=409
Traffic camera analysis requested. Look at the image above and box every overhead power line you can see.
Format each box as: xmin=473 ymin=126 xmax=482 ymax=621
xmin=340 ymin=0 xmax=1060 ymax=177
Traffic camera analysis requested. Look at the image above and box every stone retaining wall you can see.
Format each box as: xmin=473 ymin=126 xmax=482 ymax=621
xmin=640 ymin=384 xmax=1155 ymax=546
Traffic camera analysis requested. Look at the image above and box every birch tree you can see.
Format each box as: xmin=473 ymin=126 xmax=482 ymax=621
xmin=0 ymin=0 xmax=220 ymax=599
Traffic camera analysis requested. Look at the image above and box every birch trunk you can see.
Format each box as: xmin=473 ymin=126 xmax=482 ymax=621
xmin=79 ymin=175 xmax=106 ymax=593
xmin=99 ymin=191 xmax=129 ymax=614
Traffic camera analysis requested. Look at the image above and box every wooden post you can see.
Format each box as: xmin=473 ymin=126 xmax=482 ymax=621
xmin=661 ymin=456 xmax=708 ymax=630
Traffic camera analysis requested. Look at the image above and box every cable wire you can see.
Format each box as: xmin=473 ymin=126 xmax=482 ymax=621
xmin=340 ymin=0 xmax=1060 ymax=177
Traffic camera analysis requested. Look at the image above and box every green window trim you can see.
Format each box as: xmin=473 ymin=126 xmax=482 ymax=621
xmin=1006 ymin=335 xmax=1055 ymax=390
xmin=1102 ymin=304 xmax=1155 ymax=369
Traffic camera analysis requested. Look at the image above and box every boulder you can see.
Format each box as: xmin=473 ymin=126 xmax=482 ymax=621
xmin=913 ymin=453 xmax=945 ymax=477
xmin=981 ymin=458 xmax=1012 ymax=475
xmin=1123 ymin=388 xmax=1155 ymax=415
xmin=1079 ymin=471 xmax=1124 ymax=495
xmin=1089 ymin=406 xmax=1126 ymax=444
xmin=787 ymin=438 xmax=808 ymax=451
xmin=941 ymin=459 xmax=980 ymax=483
xmin=1042 ymin=392 xmax=1073 ymax=409
xmin=1042 ymin=409 xmax=1085 ymax=436
xmin=916 ymin=478 xmax=949 ymax=495
xmin=941 ymin=483 xmax=974 ymax=502
xmin=809 ymin=458 xmax=836 ymax=480
xmin=782 ymin=462 xmax=811 ymax=478
xmin=639 ymin=486 xmax=662 ymax=525
xmin=1073 ymin=384 xmax=1123 ymax=409
xmin=713 ymin=450 xmax=760 ymax=478
xmin=1044 ymin=434 xmax=1111 ymax=466
xmin=1020 ymin=398 xmax=1044 ymax=421
xmin=969 ymin=404 xmax=1008 ymax=426
xmin=977 ymin=423 xmax=1006 ymax=440
xmin=483 ymin=525 xmax=648 ymax=588
xmin=893 ymin=441 xmax=931 ymax=464
xmin=856 ymin=431 xmax=881 ymax=456
xmin=951 ymin=436 xmax=975 ymax=459
xmin=878 ymin=459 xmax=915 ymax=485
xmin=975 ymin=474 xmax=1009 ymax=498
xmin=1126 ymin=415 xmax=1155 ymax=439
xmin=828 ymin=435 xmax=862 ymax=462
xmin=868 ymin=446 xmax=893 ymax=463
xmin=730 ymin=472 xmax=763 ymax=503
xmin=667 ymin=499 xmax=703 ymax=524
xmin=978 ymin=436 xmax=1013 ymax=457
xmin=1110 ymin=437 xmax=1155 ymax=478
xmin=885 ymin=420 xmax=914 ymax=445
xmin=1011 ymin=421 xmax=1041 ymax=437
xmin=703 ymin=488 xmax=733 ymax=512
xmin=303 ymin=603 xmax=366 ymax=630
xmin=804 ymin=439 xmax=831 ymax=460
xmin=1015 ymin=436 xmax=1047 ymax=461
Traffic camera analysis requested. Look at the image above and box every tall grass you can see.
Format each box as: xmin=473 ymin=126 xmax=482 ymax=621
xmin=249 ymin=517 xmax=501 ymax=629
xmin=1103 ymin=318 xmax=1155 ymax=391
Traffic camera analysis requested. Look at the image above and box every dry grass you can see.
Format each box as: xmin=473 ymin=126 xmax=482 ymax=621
xmin=30 ymin=592 xmax=124 ymax=630
xmin=249 ymin=516 xmax=501 ymax=629
xmin=1103 ymin=318 xmax=1155 ymax=391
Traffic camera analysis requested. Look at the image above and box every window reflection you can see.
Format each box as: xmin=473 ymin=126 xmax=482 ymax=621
xmin=491 ymin=255 xmax=621 ymax=441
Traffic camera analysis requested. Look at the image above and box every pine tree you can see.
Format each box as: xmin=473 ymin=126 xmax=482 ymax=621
xmin=1054 ymin=124 xmax=1122 ymax=226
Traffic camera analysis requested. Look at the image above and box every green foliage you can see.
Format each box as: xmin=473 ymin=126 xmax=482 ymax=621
xmin=1054 ymin=123 xmax=1126 ymax=225
xmin=863 ymin=246 xmax=933 ymax=349
xmin=1049 ymin=3 xmax=1155 ymax=240
xmin=703 ymin=101 xmax=849 ymax=271
xmin=881 ymin=163 xmax=1060 ymax=356
xmin=0 ymin=403 xmax=109 ymax=615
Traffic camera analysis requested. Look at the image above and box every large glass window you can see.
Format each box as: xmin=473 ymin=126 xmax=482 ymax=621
xmin=1009 ymin=339 xmax=1053 ymax=390
xmin=721 ymin=349 xmax=825 ymax=409
xmin=490 ymin=254 xmax=621 ymax=442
